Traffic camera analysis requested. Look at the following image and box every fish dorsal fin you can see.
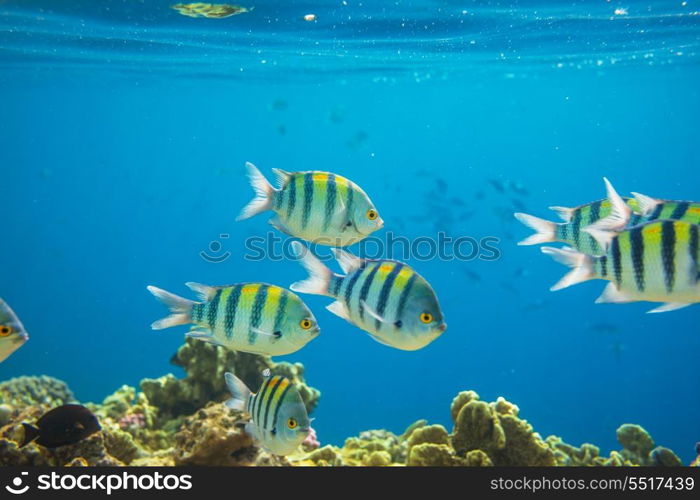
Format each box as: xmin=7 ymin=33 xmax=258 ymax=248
xmin=361 ymin=300 xmax=390 ymax=324
xmin=647 ymin=302 xmax=691 ymax=314
xmin=332 ymin=248 xmax=363 ymax=274
xmin=185 ymin=282 xmax=219 ymax=301
xmin=272 ymin=168 xmax=292 ymax=187
xmin=548 ymin=206 xmax=574 ymax=222
xmin=631 ymin=191 xmax=661 ymax=217
xmin=583 ymin=178 xmax=631 ymax=252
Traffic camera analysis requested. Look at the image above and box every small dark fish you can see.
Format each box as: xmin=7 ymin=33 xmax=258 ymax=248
xmin=511 ymin=198 xmax=527 ymax=212
xmin=459 ymin=210 xmax=476 ymax=221
xmin=463 ymin=269 xmax=482 ymax=283
xmin=508 ymin=181 xmax=529 ymax=196
xmin=588 ymin=322 xmax=620 ymax=334
xmin=512 ymin=267 xmax=530 ymax=278
xmin=522 ymin=298 xmax=547 ymax=311
xmin=277 ymin=124 xmax=287 ymax=135
xmin=435 ymin=178 xmax=448 ymax=193
xmin=450 ymin=197 xmax=465 ymax=207
xmin=328 ymin=106 xmax=346 ymax=124
xmin=21 ymin=404 xmax=100 ymax=449
xmin=489 ymin=179 xmax=505 ymax=193
xmin=270 ymin=99 xmax=288 ymax=111
xmin=474 ymin=190 xmax=485 ymax=200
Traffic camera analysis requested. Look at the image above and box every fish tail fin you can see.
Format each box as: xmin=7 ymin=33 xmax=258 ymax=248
xmin=146 ymin=285 xmax=194 ymax=329
xmin=541 ymin=246 xmax=596 ymax=291
xmin=514 ymin=212 xmax=558 ymax=245
xmin=224 ymin=372 xmax=251 ymax=411
xmin=20 ymin=423 xmax=40 ymax=448
xmin=236 ymin=162 xmax=276 ymax=221
xmin=289 ymin=241 xmax=333 ymax=296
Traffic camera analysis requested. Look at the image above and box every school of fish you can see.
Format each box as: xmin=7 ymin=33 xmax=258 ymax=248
xmin=516 ymin=178 xmax=700 ymax=313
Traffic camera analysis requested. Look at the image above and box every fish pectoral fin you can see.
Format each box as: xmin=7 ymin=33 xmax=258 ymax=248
xmin=268 ymin=216 xmax=294 ymax=237
xmin=186 ymin=329 xmax=222 ymax=346
xmin=326 ymin=301 xmax=351 ymax=321
xmin=250 ymin=327 xmax=281 ymax=341
xmin=594 ymin=283 xmax=636 ymax=304
xmin=647 ymin=302 xmax=692 ymax=314
xmin=361 ymin=300 xmax=390 ymax=324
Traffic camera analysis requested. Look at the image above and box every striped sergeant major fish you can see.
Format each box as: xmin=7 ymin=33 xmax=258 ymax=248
xmin=146 ymin=282 xmax=320 ymax=356
xmin=236 ymin=162 xmax=384 ymax=247
xmin=289 ymin=242 xmax=446 ymax=351
xmin=0 ymin=298 xmax=28 ymax=363
xmin=514 ymin=197 xmax=641 ymax=256
xmin=225 ymin=370 xmax=310 ymax=456
xmin=541 ymin=218 xmax=700 ymax=313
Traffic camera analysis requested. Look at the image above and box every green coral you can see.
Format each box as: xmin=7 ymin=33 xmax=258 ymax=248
xmin=0 ymin=376 xmax=75 ymax=409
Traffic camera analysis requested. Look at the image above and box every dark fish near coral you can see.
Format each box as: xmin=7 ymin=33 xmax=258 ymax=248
xmin=0 ymin=298 xmax=28 ymax=363
xmin=462 ymin=269 xmax=482 ymax=283
xmin=20 ymin=404 xmax=100 ymax=448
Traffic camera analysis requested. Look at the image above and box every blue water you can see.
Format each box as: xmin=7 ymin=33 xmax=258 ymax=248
xmin=2 ymin=0 xmax=699 ymax=463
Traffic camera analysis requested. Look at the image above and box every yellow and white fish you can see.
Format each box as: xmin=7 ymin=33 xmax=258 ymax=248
xmin=225 ymin=370 xmax=310 ymax=456
xmin=0 ymin=299 xmax=28 ymax=363
xmin=147 ymin=282 xmax=319 ymax=356
xmin=289 ymin=242 xmax=446 ymax=350
xmin=236 ymin=162 xmax=383 ymax=247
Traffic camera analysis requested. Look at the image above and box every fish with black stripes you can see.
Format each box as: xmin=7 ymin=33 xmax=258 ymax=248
xmin=514 ymin=197 xmax=641 ymax=256
xmin=146 ymin=282 xmax=319 ymax=356
xmin=225 ymin=369 xmax=310 ymax=456
xmin=289 ymin=242 xmax=446 ymax=350
xmin=540 ymin=180 xmax=700 ymax=313
xmin=515 ymin=179 xmax=700 ymax=256
xmin=0 ymin=298 xmax=28 ymax=363
xmin=236 ymin=162 xmax=383 ymax=247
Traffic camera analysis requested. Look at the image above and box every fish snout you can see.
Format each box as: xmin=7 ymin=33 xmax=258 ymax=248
xmin=437 ymin=323 xmax=447 ymax=333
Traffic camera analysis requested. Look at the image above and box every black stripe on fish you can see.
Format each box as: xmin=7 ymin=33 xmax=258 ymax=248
xmin=270 ymin=382 xmax=292 ymax=432
xmin=225 ymin=285 xmax=243 ymax=339
xmin=302 ymin=173 xmax=313 ymax=229
xmin=630 ymin=226 xmax=645 ymax=292
xmin=324 ymin=174 xmax=336 ymax=231
xmin=343 ymin=264 xmax=365 ymax=307
xmin=249 ymin=285 xmax=269 ymax=345
xmin=661 ymin=220 xmax=676 ymax=293
xmin=358 ymin=263 xmax=381 ymax=320
xmin=611 ymin=237 xmax=622 ymax=288
xmin=396 ymin=272 xmax=417 ymax=322
xmin=572 ymin=209 xmax=582 ymax=250
xmin=375 ymin=263 xmax=403 ymax=330
xmin=648 ymin=204 xmax=663 ymax=221
xmin=255 ymin=377 xmax=275 ymax=426
xmin=262 ymin=376 xmax=284 ymax=431
xmin=599 ymin=255 xmax=608 ymax=278
xmin=207 ymin=289 xmax=223 ymax=330
xmin=272 ymin=290 xmax=289 ymax=334
xmin=671 ymin=202 xmax=689 ymax=221
xmin=286 ymin=174 xmax=297 ymax=218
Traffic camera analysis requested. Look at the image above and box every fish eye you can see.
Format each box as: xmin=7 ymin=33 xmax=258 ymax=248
xmin=287 ymin=417 xmax=298 ymax=429
xmin=0 ymin=326 xmax=13 ymax=337
xmin=420 ymin=312 xmax=433 ymax=324
xmin=366 ymin=209 xmax=378 ymax=221
xmin=299 ymin=318 xmax=313 ymax=330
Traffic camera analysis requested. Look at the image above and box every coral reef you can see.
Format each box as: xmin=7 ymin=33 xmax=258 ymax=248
xmin=0 ymin=343 xmax=689 ymax=467
xmin=0 ymin=375 xmax=75 ymax=409
xmin=140 ymin=338 xmax=320 ymax=425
